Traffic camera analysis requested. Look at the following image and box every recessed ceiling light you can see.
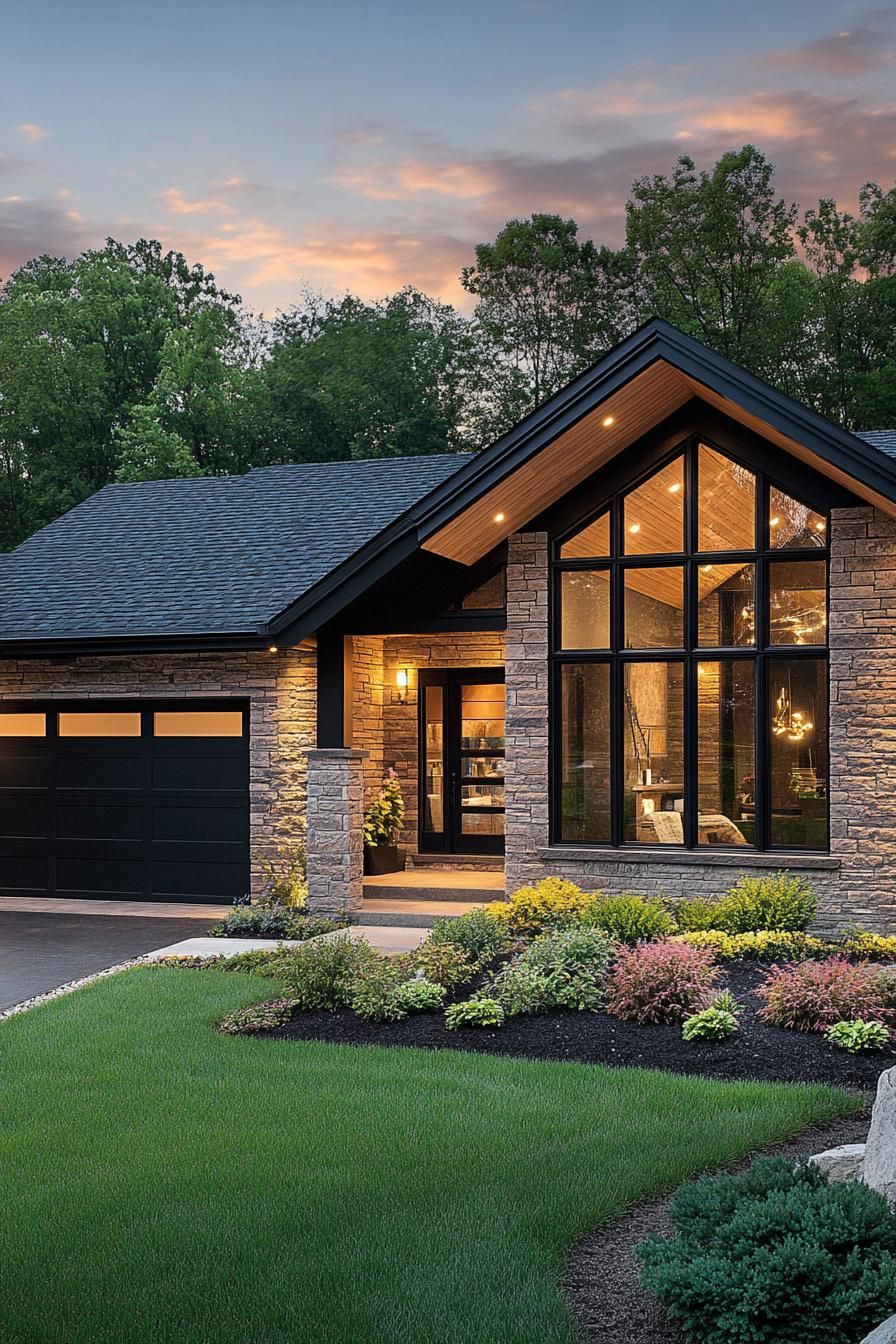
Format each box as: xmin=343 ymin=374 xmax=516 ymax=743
xmin=815 ymin=520 xmax=825 ymax=531
xmin=668 ymin=482 xmax=681 ymax=493
xmin=601 ymin=415 xmax=615 ymax=428
xmin=702 ymin=564 xmax=713 ymax=572
xmin=268 ymin=645 xmax=279 ymax=653
xmin=629 ymin=523 xmax=641 ymax=534
xmin=494 ymin=512 xmax=505 ymax=523
xmin=770 ymin=516 xmax=780 ymax=527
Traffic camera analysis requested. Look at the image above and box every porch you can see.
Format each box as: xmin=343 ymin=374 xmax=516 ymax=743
xmin=359 ymin=864 xmax=505 ymax=927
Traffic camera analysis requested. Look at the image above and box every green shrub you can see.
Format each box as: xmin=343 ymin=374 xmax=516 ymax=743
xmin=393 ymin=978 xmax=445 ymax=1013
xmin=710 ymin=988 xmax=743 ymax=1016
xmin=716 ymin=873 xmax=818 ymax=933
xmin=349 ymin=959 xmax=408 ymax=1023
xmin=638 ymin=1156 xmax=896 ymax=1344
xmin=675 ymin=897 xmax=723 ymax=932
xmin=486 ymin=878 xmax=594 ymax=935
xmin=219 ymin=948 xmax=287 ymax=974
xmin=842 ymin=929 xmax=896 ymax=961
xmin=427 ymin=908 xmax=504 ymax=963
xmin=489 ymin=963 xmax=557 ymax=1017
xmin=413 ymin=940 xmax=474 ymax=989
xmin=444 ymin=997 xmax=505 ymax=1030
xmin=274 ymin=934 xmax=381 ymax=1011
xmin=492 ymin=926 xmax=615 ymax=1014
xmin=825 ymin=1019 xmax=891 ymax=1053
xmin=681 ymin=1007 xmax=738 ymax=1041
xmin=209 ymin=906 xmax=346 ymax=940
xmin=151 ymin=954 xmax=220 ymax=970
xmin=216 ymin=998 xmax=295 ymax=1035
xmin=259 ymin=839 xmax=307 ymax=908
xmin=583 ymin=892 xmax=676 ymax=944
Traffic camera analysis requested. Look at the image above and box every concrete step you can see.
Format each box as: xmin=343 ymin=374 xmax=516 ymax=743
xmin=406 ymin=853 xmax=504 ymax=873
xmin=361 ymin=883 xmax=497 ymax=904
xmin=354 ymin=898 xmax=489 ymax=928
xmin=362 ymin=869 xmax=504 ymax=904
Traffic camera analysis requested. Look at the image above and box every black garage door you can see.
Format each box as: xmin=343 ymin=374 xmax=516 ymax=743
xmin=0 ymin=702 xmax=249 ymax=903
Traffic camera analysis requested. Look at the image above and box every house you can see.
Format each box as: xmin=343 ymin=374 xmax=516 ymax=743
xmin=0 ymin=318 xmax=895 ymax=931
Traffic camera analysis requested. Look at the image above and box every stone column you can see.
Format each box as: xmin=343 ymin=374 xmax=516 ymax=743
xmin=504 ymin=531 xmax=550 ymax=892
xmin=306 ymin=747 xmax=368 ymax=914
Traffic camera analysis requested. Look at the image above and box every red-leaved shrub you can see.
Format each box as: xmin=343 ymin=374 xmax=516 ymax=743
xmin=757 ymin=957 xmax=886 ymax=1032
xmin=606 ymin=940 xmax=720 ymax=1025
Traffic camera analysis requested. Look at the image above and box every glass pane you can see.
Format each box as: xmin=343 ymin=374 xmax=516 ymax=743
xmin=423 ymin=685 xmax=444 ymax=834
xmin=697 ymin=661 xmax=755 ymax=847
xmin=769 ymin=561 xmax=827 ymax=645
xmin=559 ymin=663 xmax=611 ymax=842
xmin=460 ymin=684 xmax=505 ymax=749
xmin=560 ymin=510 xmax=610 ymax=559
xmin=769 ymin=659 xmax=828 ymax=849
xmin=462 ymin=755 xmax=504 ymax=781
xmin=153 ymin=710 xmax=244 ymax=737
xmin=460 ymin=570 xmax=505 ymax=609
xmin=697 ymin=444 xmax=755 ymax=551
xmin=770 ymin=489 xmax=827 ymax=548
xmin=624 ymin=457 xmax=684 ymax=555
xmin=462 ymin=782 xmax=505 ymax=807
xmin=0 ymin=712 xmax=46 ymax=737
xmin=698 ymin=563 xmax=755 ymax=647
xmin=461 ymin=812 xmax=505 ymax=836
xmin=624 ymin=567 xmax=684 ymax=648
xmin=58 ymin=712 xmax=141 ymax=738
xmin=623 ymin=661 xmax=685 ymax=843
xmin=561 ymin=570 xmax=610 ymax=649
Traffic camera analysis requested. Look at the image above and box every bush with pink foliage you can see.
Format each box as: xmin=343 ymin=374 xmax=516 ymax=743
xmin=606 ymin=940 xmax=720 ymax=1025
xmin=757 ymin=957 xmax=887 ymax=1032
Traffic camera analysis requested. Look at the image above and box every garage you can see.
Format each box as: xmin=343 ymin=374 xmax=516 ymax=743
xmin=0 ymin=702 xmax=249 ymax=903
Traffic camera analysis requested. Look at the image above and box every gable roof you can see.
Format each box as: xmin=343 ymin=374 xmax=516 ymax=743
xmin=0 ymin=454 xmax=469 ymax=649
xmin=858 ymin=430 xmax=896 ymax=459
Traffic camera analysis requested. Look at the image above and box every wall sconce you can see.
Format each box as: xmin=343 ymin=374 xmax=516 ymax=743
xmin=396 ymin=668 xmax=411 ymax=703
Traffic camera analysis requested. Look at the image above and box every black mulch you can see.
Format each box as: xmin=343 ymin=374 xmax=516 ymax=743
xmin=268 ymin=963 xmax=894 ymax=1088
xmin=563 ymin=1111 xmax=872 ymax=1344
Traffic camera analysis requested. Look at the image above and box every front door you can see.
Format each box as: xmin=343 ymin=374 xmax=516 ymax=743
xmin=418 ymin=669 xmax=505 ymax=855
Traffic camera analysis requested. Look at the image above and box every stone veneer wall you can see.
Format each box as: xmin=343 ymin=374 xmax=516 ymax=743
xmin=501 ymin=517 xmax=896 ymax=935
xmin=0 ymin=649 xmax=316 ymax=899
xmin=350 ymin=632 xmax=505 ymax=851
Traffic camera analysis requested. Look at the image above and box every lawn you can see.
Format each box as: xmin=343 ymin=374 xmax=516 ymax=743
xmin=0 ymin=968 xmax=859 ymax=1344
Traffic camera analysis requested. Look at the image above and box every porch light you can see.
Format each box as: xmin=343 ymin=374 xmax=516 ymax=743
xmin=815 ymin=521 xmax=825 ymax=532
xmin=770 ymin=516 xmax=780 ymax=528
xmin=268 ymin=645 xmax=279 ymax=653
xmin=396 ymin=668 xmax=411 ymax=703
xmin=601 ymin=415 xmax=615 ymax=427
xmin=629 ymin=523 xmax=641 ymax=534
xmin=494 ymin=512 xmax=506 ymax=523
xmin=668 ymin=482 xmax=681 ymax=493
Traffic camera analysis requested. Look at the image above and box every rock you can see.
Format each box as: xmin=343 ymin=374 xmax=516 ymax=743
xmin=858 ymin=1314 xmax=896 ymax=1344
xmin=865 ymin=1066 xmax=896 ymax=1208
xmin=809 ymin=1144 xmax=866 ymax=1182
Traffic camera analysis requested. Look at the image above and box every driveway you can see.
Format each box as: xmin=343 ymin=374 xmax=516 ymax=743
xmin=0 ymin=911 xmax=214 ymax=1011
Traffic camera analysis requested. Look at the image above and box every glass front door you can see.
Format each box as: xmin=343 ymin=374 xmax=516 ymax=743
xmin=419 ymin=669 xmax=505 ymax=855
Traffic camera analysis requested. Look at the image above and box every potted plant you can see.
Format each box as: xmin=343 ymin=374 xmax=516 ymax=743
xmin=363 ymin=769 xmax=406 ymax=875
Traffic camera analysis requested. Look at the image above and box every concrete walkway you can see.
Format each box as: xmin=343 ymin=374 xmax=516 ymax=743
xmin=148 ymin=925 xmax=430 ymax=958
xmin=0 ymin=896 xmax=231 ymax=919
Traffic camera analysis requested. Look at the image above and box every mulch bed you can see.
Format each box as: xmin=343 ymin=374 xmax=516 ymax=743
xmin=269 ymin=963 xmax=894 ymax=1088
xmin=563 ymin=1111 xmax=872 ymax=1344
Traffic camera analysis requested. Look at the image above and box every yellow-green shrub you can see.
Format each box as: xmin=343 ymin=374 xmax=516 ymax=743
xmin=486 ymin=878 xmax=595 ymax=935
xmin=726 ymin=930 xmax=828 ymax=961
xmin=842 ymin=930 xmax=896 ymax=961
xmin=583 ymin=892 xmax=676 ymax=944
xmin=672 ymin=930 xmax=736 ymax=958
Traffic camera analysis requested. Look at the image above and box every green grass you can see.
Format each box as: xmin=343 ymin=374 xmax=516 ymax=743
xmin=0 ymin=968 xmax=859 ymax=1344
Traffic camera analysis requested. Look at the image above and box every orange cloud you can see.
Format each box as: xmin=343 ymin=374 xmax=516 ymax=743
xmin=17 ymin=123 xmax=51 ymax=143
xmin=159 ymin=187 xmax=235 ymax=216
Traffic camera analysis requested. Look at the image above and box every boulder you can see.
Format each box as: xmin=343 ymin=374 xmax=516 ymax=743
xmin=858 ymin=1315 xmax=896 ymax=1344
xmin=865 ymin=1066 xmax=896 ymax=1208
xmin=808 ymin=1143 xmax=866 ymax=1182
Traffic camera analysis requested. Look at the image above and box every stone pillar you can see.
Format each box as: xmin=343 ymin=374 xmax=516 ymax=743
xmin=306 ymin=748 xmax=368 ymax=914
xmin=829 ymin=505 xmax=896 ymax=930
xmin=504 ymin=532 xmax=550 ymax=892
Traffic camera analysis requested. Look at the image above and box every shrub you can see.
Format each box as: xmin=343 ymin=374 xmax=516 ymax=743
xmin=489 ymin=964 xmax=557 ymax=1017
xmin=715 ymin=872 xmax=818 ymax=933
xmin=607 ymin=941 xmax=719 ymax=1025
xmin=877 ymin=969 xmax=896 ymax=1011
xmin=842 ymin=929 xmax=896 ymax=961
xmin=151 ymin=954 xmax=219 ymax=969
xmin=681 ymin=1007 xmax=738 ymax=1041
xmin=444 ymin=997 xmax=505 ymax=1030
xmin=638 ymin=1156 xmax=896 ymax=1344
xmin=758 ymin=958 xmax=885 ymax=1032
xmin=727 ymin=930 xmax=829 ymax=962
xmin=216 ymin=998 xmax=295 ymax=1035
xmin=427 ymin=908 xmax=504 ymax=963
xmin=413 ymin=940 xmax=474 ymax=989
xmin=220 ymin=948 xmax=286 ymax=974
xmin=274 ymin=934 xmax=381 ymax=1011
xmin=825 ymin=1019 xmax=891 ymax=1053
xmin=675 ymin=897 xmax=723 ymax=932
xmin=259 ymin=840 xmax=307 ymax=908
xmin=349 ymin=958 xmax=408 ymax=1023
xmin=209 ymin=906 xmax=346 ymax=940
xmin=363 ymin=768 xmax=405 ymax=847
xmin=509 ymin=926 xmax=615 ymax=1012
xmin=710 ymin=988 xmax=743 ymax=1016
xmin=393 ymin=977 xmax=445 ymax=1013
xmin=583 ymin=892 xmax=676 ymax=944
xmin=486 ymin=878 xmax=594 ymax=936
xmin=673 ymin=930 xmax=737 ymax=957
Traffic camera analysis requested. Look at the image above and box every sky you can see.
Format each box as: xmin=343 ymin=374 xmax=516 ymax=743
xmin=0 ymin=0 xmax=894 ymax=313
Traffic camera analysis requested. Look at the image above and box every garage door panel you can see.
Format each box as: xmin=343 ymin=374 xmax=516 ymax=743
xmin=55 ymin=857 xmax=144 ymax=896
xmin=0 ymin=797 xmax=52 ymax=839
xmin=151 ymin=754 xmax=247 ymax=793
xmin=151 ymin=858 xmax=248 ymax=901
xmin=54 ymin=802 xmax=145 ymax=842
xmin=0 ymin=854 xmax=50 ymax=893
xmin=152 ymin=803 xmax=248 ymax=844
xmin=55 ymin=754 xmax=145 ymax=791
xmin=0 ymin=754 xmax=52 ymax=789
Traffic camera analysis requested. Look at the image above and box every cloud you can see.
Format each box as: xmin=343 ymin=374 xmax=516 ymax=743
xmin=765 ymin=24 xmax=895 ymax=76
xmin=158 ymin=186 xmax=235 ymax=216
xmin=0 ymin=195 xmax=94 ymax=280
xmin=17 ymin=124 xmax=51 ymax=143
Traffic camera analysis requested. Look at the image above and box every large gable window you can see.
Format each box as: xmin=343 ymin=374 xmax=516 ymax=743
xmin=553 ymin=438 xmax=829 ymax=852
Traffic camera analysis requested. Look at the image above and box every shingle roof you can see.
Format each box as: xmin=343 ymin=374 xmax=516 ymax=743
xmin=857 ymin=430 xmax=896 ymax=459
xmin=0 ymin=454 xmax=470 ymax=642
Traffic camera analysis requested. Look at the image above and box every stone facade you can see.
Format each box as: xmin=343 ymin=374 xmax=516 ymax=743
xmin=305 ymin=748 xmax=367 ymax=912
xmin=0 ymin=648 xmax=316 ymax=899
xmin=504 ymin=532 xmax=550 ymax=888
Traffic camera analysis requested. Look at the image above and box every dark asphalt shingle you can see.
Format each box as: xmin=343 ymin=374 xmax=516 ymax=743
xmin=857 ymin=430 xmax=896 ymax=458
xmin=0 ymin=454 xmax=470 ymax=641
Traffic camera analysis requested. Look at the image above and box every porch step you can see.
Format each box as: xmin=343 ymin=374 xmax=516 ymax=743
xmin=362 ymin=870 xmax=505 ymax=904
xmin=406 ymin=853 xmax=504 ymax=873
xmin=355 ymin=898 xmax=490 ymax=928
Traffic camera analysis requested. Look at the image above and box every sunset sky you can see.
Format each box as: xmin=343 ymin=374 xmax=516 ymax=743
xmin=1 ymin=0 xmax=894 ymax=312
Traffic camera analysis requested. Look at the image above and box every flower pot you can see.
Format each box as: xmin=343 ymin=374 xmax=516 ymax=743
xmin=363 ymin=844 xmax=405 ymax=876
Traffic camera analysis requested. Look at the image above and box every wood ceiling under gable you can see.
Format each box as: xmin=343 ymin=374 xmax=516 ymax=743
xmin=420 ymin=357 xmax=896 ymax=567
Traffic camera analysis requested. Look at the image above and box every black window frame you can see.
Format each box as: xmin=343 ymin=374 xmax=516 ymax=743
xmin=549 ymin=431 xmax=831 ymax=853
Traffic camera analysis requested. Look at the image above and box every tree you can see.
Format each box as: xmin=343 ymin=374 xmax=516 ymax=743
xmin=115 ymin=403 xmax=200 ymax=482
xmin=625 ymin=145 xmax=797 ymax=374
xmin=461 ymin=213 xmax=632 ymax=417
